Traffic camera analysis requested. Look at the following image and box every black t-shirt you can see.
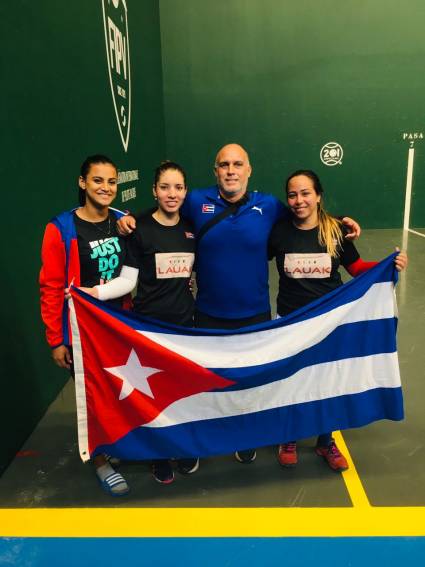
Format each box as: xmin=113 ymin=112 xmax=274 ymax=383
xmin=268 ymin=218 xmax=359 ymax=316
xmin=74 ymin=212 xmax=127 ymax=302
xmin=125 ymin=211 xmax=196 ymax=326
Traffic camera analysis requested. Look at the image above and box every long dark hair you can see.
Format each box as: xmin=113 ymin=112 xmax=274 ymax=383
xmin=153 ymin=160 xmax=187 ymax=188
xmin=78 ymin=154 xmax=118 ymax=206
xmin=285 ymin=169 xmax=343 ymax=257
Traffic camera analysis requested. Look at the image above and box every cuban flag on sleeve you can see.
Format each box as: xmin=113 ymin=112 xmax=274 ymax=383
xmin=69 ymin=253 xmax=403 ymax=462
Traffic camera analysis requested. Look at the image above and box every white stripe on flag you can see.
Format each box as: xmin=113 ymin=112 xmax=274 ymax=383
xmin=139 ymin=281 xmax=396 ymax=369
xmin=143 ymin=352 xmax=400 ymax=428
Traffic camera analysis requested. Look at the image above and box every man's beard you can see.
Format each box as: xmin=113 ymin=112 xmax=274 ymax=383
xmin=219 ymin=184 xmax=246 ymax=201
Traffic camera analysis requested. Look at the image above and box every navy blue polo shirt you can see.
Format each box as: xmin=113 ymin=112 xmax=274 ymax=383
xmin=181 ymin=185 xmax=288 ymax=319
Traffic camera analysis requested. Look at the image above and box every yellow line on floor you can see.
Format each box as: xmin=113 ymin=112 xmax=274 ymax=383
xmin=333 ymin=431 xmax=371 ymax=508
xmin=0 ymin=432 xmax=418 ymax=538
xmin=1 ymin=506 xmax=425 ymax=537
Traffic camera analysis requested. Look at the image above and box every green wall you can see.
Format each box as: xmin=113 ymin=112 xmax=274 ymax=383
xmin=1 ymin=0 xmax=165 ymax=473
xmin=159 ymin=0 xmax=425 ymax=228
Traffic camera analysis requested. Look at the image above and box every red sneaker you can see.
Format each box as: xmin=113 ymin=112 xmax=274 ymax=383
xmin=315 ymin=440 xmax=348 ymax=472
xmin=278 ymin=442 xmax=298 ymax=467
xmin=152 ymin=460 xmax=175 ymax=484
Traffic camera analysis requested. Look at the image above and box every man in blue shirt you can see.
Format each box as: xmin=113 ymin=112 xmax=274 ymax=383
xmin=184 ymin=143 xmax=286 ymax=329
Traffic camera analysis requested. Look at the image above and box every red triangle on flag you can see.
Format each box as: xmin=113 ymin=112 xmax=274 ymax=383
xmin=72 ymin=291 xmax=235 ymax=451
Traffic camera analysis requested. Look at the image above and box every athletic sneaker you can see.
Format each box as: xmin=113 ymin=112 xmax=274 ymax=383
xmin=177 ymin=458 xmax=200 ymax=475
xmin=235 ymin=449 xmax=257 ymax=463
xmin=315 ymin=439 xmax=349 ymax=472
xmin=277 ymin=442 xmax=298 ymax=467
xmin=152 ymin=460 xmax=175 ymax=484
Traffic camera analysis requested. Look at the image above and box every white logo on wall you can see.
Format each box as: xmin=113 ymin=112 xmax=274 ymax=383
xmin=102 ymin=0 xmax=131 ymax=152
xmin=320 ymin=142 xmax=343 ymax=166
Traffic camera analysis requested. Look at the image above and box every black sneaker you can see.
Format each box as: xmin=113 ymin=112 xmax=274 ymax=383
xmin=152 ymin=460 xmax=174 ymax=484
xmin=177 ymin=458 xmax=200 ymax=475
xmin=235 ymin=449 xmax=257 ymax=463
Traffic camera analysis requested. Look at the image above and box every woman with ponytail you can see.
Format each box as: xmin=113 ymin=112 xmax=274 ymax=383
xmin=268 ymin=170 xmax=408 ymax=472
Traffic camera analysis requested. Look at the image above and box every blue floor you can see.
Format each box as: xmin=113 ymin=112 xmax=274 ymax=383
xmin=1 ymin=537 xmax=424 ymax=566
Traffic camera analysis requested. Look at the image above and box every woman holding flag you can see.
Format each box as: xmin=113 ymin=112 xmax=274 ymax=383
xmin=80 ymin=161 xmax=198 ymax=485
xmin=40 ymin=154 xmax=131 ymax=496
xmin=268 ymin=169 xmax=408 ymax=472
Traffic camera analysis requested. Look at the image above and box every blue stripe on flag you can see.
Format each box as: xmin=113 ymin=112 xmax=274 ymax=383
xmin=72 ymin=253 xmax=398 ymax=336
xmin=213 ymin=318 xmax=397 ymax=388
xmin=94 ymin=387 xmax=404 ymax=460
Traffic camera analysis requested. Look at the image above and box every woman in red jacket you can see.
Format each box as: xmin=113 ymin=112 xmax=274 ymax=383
xmin=40 ymin=154 xmax=130 ymax=496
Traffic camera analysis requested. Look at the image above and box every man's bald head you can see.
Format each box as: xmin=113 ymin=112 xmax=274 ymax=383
xmin=215 ymin=144 xmax=250 ymax=167
xmin=214 ymin=143 xmax=252 ymax=202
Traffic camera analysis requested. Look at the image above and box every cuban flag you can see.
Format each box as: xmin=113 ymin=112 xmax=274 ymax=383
xmin=202 ymin=203 xmax=215 ymax=213
xmin=69 ymin=253 xmax=403 ymax=462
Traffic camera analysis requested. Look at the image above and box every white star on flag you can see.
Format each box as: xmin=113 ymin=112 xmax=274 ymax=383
xmin=104 ymin=349 xmax=163 ymax=400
